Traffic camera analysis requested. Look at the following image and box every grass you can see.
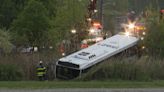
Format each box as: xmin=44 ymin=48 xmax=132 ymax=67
xmin=0 ymin=80 xmax=164 ymax=89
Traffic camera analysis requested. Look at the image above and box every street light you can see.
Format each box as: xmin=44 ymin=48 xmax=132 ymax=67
xmin=62 ymin=53 xmax=65 ymax=56
xmin=94 ymin=9 xmax=98 ymax=13
xmin=71 ymin=29 xmax=76 ymax=34
xmin=142 ymin=46 xmax=145 ymax=49
xmin=141 ymin=37 xmax=144 ymax=40
xmin=87 ymin=18 xmax=92 ymax=22
xmin=143 ymin=32 xmax=146 ymax=35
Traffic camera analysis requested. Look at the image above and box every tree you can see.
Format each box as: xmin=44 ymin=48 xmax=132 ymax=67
xmin=144 ymin=6 xmax=164 ymax=57
xmin=0 ymin=29 xmax=12 ymax=53
xmin=52 ymin=0 xmax=88 ymax=42
xmin=37 ymin=0 xmax=58 ymax=18
xmin=11 ymin=0 xmax=50 ymax=47
xmin=145 ymin=21 xmax=164 ymax=57
xmin=0 ymin=0 xmax=28 ymax=28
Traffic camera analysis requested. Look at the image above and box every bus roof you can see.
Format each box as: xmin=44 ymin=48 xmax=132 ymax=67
xmin=59 ymin=33 xmax=139 ymax=70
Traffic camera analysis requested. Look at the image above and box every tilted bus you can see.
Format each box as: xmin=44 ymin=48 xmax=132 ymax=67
xmin=56 ymin=33 xmax=139 ymax=79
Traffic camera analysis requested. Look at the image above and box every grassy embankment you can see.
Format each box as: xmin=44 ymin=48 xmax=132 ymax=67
xmin=0 ymin=81 xmax=164 ymax=89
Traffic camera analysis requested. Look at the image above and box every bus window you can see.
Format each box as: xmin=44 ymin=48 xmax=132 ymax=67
xmin=56 ymin=65 xmax=80 ymax=79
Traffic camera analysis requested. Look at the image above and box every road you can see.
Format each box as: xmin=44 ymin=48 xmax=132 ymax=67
xmin=0 ymin=88 xmax=164 ymax=92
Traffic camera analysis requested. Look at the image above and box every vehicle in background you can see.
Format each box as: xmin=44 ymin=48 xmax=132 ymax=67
xmin=80 ymin=21 xmax=104 ymax=49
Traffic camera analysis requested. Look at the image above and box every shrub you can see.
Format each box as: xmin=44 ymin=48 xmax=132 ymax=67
xmin=0 ymin=64 xmax=23 ymax=81
xmin=80 ymin=56 xmax=164 ymax=81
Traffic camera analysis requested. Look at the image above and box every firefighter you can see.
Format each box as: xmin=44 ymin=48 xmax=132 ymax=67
xmin=36 ymin=61 xmax=47 ymax=81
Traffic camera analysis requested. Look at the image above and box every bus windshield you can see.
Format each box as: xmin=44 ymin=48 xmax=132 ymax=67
xmin=56 ymin=65 xmax=80 ymax=79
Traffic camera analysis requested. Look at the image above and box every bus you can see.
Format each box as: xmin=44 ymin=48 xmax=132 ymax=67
xmin=56 ymin=32 xmax=139 ymax=79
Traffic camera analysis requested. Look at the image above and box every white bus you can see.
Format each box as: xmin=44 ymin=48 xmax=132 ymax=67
xmin=56 ymin=33 xmax=139 ymax=79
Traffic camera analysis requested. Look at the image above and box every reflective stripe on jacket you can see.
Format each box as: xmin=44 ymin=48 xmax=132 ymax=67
xmin=37 ymin=67 xmax=46 ymax=76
